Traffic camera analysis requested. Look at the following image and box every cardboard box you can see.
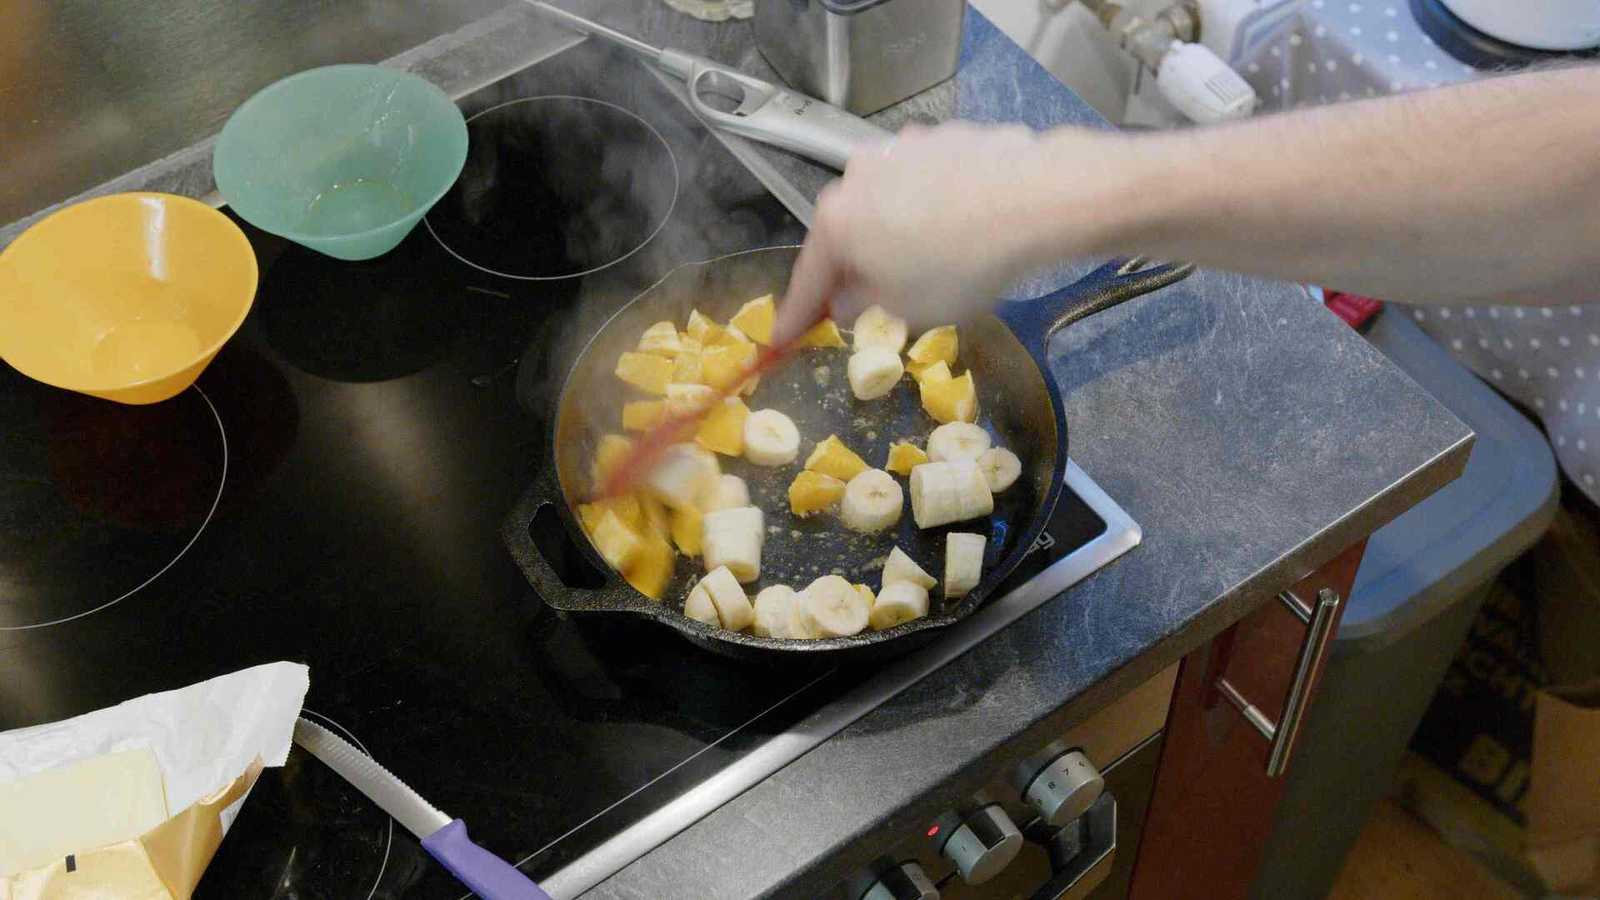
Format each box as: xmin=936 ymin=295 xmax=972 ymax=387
xmin=1526 ymin=681 xmax=1600 ymax=896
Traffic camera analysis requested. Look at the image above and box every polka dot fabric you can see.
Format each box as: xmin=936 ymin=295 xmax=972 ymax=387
xmin=1238 ymin=6 xmax=1599 ymax=503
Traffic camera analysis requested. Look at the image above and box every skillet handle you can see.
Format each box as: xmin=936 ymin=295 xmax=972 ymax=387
xmin=501 ymin=472 xmax=633 ymax=612
xmin=997 ymin=258 xmax=1194 ymax=362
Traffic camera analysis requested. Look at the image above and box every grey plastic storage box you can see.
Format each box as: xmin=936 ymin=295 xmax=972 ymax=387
xmin=1249 ymin=309 xmax=1558 ymax=900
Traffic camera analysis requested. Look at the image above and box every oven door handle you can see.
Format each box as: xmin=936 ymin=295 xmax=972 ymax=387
xmin=1031 ymin=791 xmax=1117 ymax=900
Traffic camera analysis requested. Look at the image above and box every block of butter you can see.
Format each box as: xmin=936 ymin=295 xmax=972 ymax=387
xmin=0 ymin=747 xmax=169 ymax=876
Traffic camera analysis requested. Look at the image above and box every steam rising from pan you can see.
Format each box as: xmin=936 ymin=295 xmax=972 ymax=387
xmin=424 ymin=95 xmax=679 ymax=280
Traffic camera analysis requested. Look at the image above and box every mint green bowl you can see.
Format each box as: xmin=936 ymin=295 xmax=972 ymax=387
xmin=213 ymin=65 xmax=468 ymax=261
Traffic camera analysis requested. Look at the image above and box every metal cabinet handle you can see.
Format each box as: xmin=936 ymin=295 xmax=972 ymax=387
xmin=1215 ymin=588 xmax=1341 ymax=777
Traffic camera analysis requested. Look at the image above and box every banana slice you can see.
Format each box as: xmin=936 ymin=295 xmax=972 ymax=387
xmin=908 ymin=460 xmax=994 ymax=528
xmin=852 ymin=305 xmax=909 ymax=353
xmin=646 ymin=444 xmax=721 ymax=510
xmin=978 ymin=447 xmax=1022 ymax=493
xmin=698 ymin=473 xmax=750 ymax=512
xmin=702 ymin=505 xmax=764 ymax=582
xmin=799 ymin=575 xmax=870 ymax=637
xmin=840 ymin=469 xmax=904 ymax=533
xmin=684 ymin=583 xmax=720 ymax=626
xmin=870 ymin=581 xmax=930 ymax=630
xmin=846 ymin=348 xmax=905 ymax=401
xmin=698 ymin=565 xmax=755 ymax=631
xmin=882 ymin=546 xmax=937 ymax=590
xmin=926 ymin=422 xmax=991 ymax=463
xmin=753 ymin=585 xmax=803 ymax=638
xmin=665 ymin=382 xmax=716 ymax=417
xmin=944 ymin=532 xmax=986 ymax=599
xmin=743 ymin=409 xmax=801 ymax=466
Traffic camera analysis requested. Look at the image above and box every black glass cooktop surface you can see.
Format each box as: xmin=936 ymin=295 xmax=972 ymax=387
xmin=0 ymin=38 xmax=1111 ymax=899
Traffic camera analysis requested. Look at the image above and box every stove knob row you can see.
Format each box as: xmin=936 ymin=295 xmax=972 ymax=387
xmin=861 ymin=861 xmax=939 ymax=900
xmin=938 ymin=804 xmax=1023 ymax=885
xmin=1022 ymin=749 xmax=1105 ymax=829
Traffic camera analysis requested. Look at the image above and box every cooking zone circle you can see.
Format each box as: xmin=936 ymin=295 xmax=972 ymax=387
xmin=0 ymin=379 xmax=227 ymax=631
xmin=424 ymin=95 xmax=680 ymax=280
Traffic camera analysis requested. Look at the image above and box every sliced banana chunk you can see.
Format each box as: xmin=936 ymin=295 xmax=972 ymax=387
xmin=684 ymin=583 xmax=720 ymax=626
xmin=908 ymin=460 xmax=994 ymax=528
xmin=978 ymin=447 xmax=1022 ymax=493
xmin=870 ymin=581 xmax=930 ymax=630
xmin=753 ymin=585 xmax=803 ymax=638
xmin=852 ymin=305 xmax=909 ymax=353
xmin=839 ymin=469 xmax=904 ymax=533
xmin=847 ymin=348 xmax=905 ymax=401
xmin=743 ymin=409 xmax=801 ymax=466
xmin=698 ymin=473 xmax=750 ymax=512
xmin=698 ymin=565 xmax=755 ymax=631
xmin=882 ymin=546 xmax=937 ymax=590
xmin=927 ymin=422 xmax=991 ymax=463
xmin=944 ymin=532 xmax=986 ymax=599
xmin=799 ymin=575 xmax=870 ymax=638
xmin=702 ymin=505 xmax=764 ymax=582
xmin=646 ymin=443 xmax=721 ymax=510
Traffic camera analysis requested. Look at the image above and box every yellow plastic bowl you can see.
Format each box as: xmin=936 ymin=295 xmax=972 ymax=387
xmin=0 ymin=193 xmax=258 ymax=405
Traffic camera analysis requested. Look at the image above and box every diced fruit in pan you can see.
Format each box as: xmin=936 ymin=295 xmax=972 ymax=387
xmin=671 ymin=505 xmax=703 ymax=556
xmin=638 ymin=321 xmax=684 ymax=356
xmin=702 ymin=342 xmax=757 ymax=391
xmin=907 ymin=326 xmax=958 ymax=367
xmin=622 ymin=400 xmax=665 ymax=432
xmin=840 ymin=469 xmax=904 ymax=533
xmin=729 ymin=295 xmax=776 ymax=344
xmin=615 ymin=351 xmax=673 ymax=395
xmin=698 ymin=565 xmax=755 ymax=630
xmin=800 ymin=575 xmax=870 ymax=637
xmin=852 ymin=305 xmax=908 ymax=353
xmin=857 ymin=583 xmax=876 ymax=606
xmin=796 ymin=318 xmax=847 ymax=348
xmin=927 ymin=422 xmax=991 ymax=463
xmin=639 ymin=493 xmax=671 ymax=535
xmin=685 ymin=309 xmax=718 ymax=341
xmin=646 ymin=443 xmax=720 ymax=510
xmin=706 ymin=323 xmax=751 ymax=348
xmin=698 ymin=473 xmax=750 ymax=512
xmin=921 ymin=370 xmax=978 ymax=424
xmin=847 ymin=347 xmax=904 ymax=400
xmin=882 ymin=546 xmax=937 ymax=590
xmin=739 ymin=373 xmax=761 ymax=397
xmin=909 ymin=460 xmax=994 ymax=528
xmin=910 ymin=359 xmax=952 ymax=384
xmin=744 ymin=409 xmax=800 ymax=466
xmin=684 ymin=582 xmax=720 ymax=626
xmin=702 ymin=505 xmax=764 ymax=582
xmin=666 ymin=382 xmax=716 ymax=417
xmin=885 ymin=442 xmax=930 ymax=476
xmin=945 ymin=532 xmax=986 ymax=599
xmin=753 ymin=585 xmax=803 ymax=638
xmin=590 ymin=510 xmax=642 ymax=570
xmin=593 ymin=434 xmax=634 ymax=487
xmin=579 ymin=494 xmax=645 ymax=535
xmin=695 ymin=397 xmax=750 ymax=456
xmin=624 ymin=531 xmax=674 ymax=599
xmin=978 ymin=447 xmax=1022 ymax=493
xmin=672 ymin=350 xmax=703 ymax=384
xmin=789 ymin=470 xmax=846 ymax=517
xmin=805 ymin=434 xmax=869 ymax=481
xmin=871 ymin=581 xmax=930 ymax=630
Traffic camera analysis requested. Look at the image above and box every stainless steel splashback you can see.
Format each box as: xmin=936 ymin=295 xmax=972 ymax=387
xmin=0 ymin=0 xmax=507 ymax=225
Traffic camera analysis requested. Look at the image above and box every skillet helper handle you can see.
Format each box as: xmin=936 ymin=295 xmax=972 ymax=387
xmin=677 ymin=55 xmax=893 ymax=170
xmin=998 ymin=258 xmax=1195 ymax=362
xmin=502 ymin=473 xmax=628 ymax=610
xmin=422 ymin=819 xmax=554 ymax=900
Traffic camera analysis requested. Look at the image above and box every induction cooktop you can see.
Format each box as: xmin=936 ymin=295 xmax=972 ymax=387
xmin=0 ymin=36 xmax=1140 ymax=899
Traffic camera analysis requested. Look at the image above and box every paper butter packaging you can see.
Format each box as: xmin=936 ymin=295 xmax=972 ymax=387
xmin=0 ymin=662 xmax=309 ymax=900
xmin=1526 ymin=680 xmax=1600 ymax=896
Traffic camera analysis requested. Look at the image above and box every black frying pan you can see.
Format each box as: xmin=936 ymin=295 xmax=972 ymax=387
xmin=504 ymin=247 xmax=1190 ymax=663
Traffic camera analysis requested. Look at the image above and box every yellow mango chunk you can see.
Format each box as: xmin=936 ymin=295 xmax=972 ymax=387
xmin=695 ymin=397 xmax=750 ymax=456
xmin=672 ymin=349 xmax=703 ymax=384
xmin=622 ymin=400 xmax=665 ymax=432
xmin=909 ymin=359 xmax=952 ymax=384
xmin=702 ymin=341 xmax=757 ymax=391
xmin=593 ymin=434 xmax=634 ymax=487
xmin=591 ymin=510 xmax=642 ymax=570
xmin=671 ymin=505 xmax=703 ymax=556
xmin=921 ymin=371 xmax=978 ymax=424
xmin=795 ymin=318 xmax=847 ymax=349
xmin=804 ymin=434 xmax=869 ymax=481
xmin=579 ymin=494 xmax=645 ymax=535
xmin=707 ymin=325 xmax=750 ymax=348
xmin=624 ymin=531 xmax=675 ymax=599
xmin=615 ymin=351 xmax=673 ymax=395
xmin=639 ymin=493 xmax=671 ymax=536
xmin=729 ymin=295 xmax=776 ymax=345
xmin=638 ymin=321 xmax=684 ymax=357
xmin=906 ymin=326 xmax=959 ymax=366
xmin=666 ymin=382 xmax=716 ymax=417
xmin=685 ymin=309 xmax=718 ymax=341
xmin=885 ymin=442 xmax=929 ymax=476
xmin=789 ymin=470 xmax=846 ymax=517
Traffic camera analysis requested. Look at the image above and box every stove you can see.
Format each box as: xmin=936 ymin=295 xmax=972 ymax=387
xmin=0 ymin=36 xmax=1140 ymax=899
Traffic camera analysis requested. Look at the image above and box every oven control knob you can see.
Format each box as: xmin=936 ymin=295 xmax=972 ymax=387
xmin=861 ymin=861 xmax=939 ymax=900
xmin=1023 ymin=749 xmax=1105 ymax=829
xmin=939 ymin=804 xmax=1023 ymax=885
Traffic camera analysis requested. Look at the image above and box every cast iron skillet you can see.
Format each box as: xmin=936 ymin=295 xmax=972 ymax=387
xmin=504 ymin=246 xmax=1191 ymax=663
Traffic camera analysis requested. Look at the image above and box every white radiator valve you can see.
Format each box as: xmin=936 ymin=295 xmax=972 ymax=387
xmin=1155 ymin=41 xmax=1259 ymax=124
